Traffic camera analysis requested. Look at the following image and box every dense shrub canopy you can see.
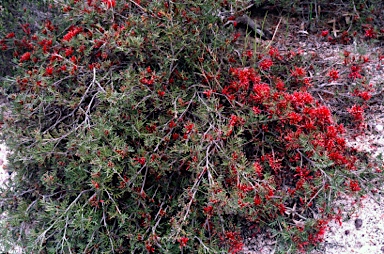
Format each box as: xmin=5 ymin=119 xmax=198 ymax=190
xmin=0 ymin=0 xmax=379 ymax=253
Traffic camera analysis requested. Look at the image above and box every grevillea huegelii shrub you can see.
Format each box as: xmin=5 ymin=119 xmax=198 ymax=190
xmin=0 ymin=0 xmax=371 ymax=253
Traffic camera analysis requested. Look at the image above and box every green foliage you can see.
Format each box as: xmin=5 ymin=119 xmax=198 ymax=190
xmin=0 ymin=0 xmax=381 ymax=253
xmin=0 ymin=0 xmax=63 ymax=77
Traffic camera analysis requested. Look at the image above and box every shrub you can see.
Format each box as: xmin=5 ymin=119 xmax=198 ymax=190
xmin=0 ymin=0 xmax=64 ymax=77
xmin=0 ymin=0 xmax=377 ymax=253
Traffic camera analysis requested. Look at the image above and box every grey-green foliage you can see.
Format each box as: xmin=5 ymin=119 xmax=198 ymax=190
xmin=0 ymin=0 xmax=62 ymax=77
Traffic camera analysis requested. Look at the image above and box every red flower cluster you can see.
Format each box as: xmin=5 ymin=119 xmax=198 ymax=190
xmin=250 ymin=83 xmax=270 ymax=103
xmin=44 ymin=66 xmax=54 ymax=76
xmin=328 ymin=68 xmax=339 ymax=81
xmin=5 ymin=32 xmax=15 ymax=39
xmin=102 ymin=0 xmax=116 ymax=9
xmin=224 ymin=231 xmax=244 ymax=254
xmin=65 ymin=47 xmax=74 ymax=57
xmin=352 ymin=88 xmax=372 ymax=101
xmin=291 ymin=66 xmax=306 ymax=78
xmin=203 ymin=89 xmax=214 ymax=98
xmin=38 ymin=39 xmax=53 ymax=54
xmin=232 ymin=32 xmax=241 ymax=42
xmin=268 ymin=46 xmax=282 ymax=60
xmin=62 ymin=26 xmax=82 ymax=42
xmin=229 ymin=67 xmax=260 ymax=88
xmin=259 ymin=58 xmax=273 ymax=70
xmin=349 ymin=65 xmax=362 ymax=79
xmin=134 ymin=157 xmax=146 ymax=166
xmin=348 ymin=104 xmax=364 ymax=122
xmin=348 ymin=179 xmax=361 ymax=192
xmin=229 ymin=114 xmax=244 ymax=127
xmin=177 ymin=236 xmax=189 ymax=248
xmin=203 ymin=205 xmax=213 ymax=215
xmin=364 ymin=27 xmax=377 ymax=38
xmin=184 ymin=122 xmax=195 ymax=134
xmin=19 ymin=51 xmax=31 ymax=62
xmin=320 ymin=30 xmax=329 ymax=37
xmin=253 ymin=161 xmax=263 ymax=178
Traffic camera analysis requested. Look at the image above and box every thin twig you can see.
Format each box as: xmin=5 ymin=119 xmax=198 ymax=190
xmin=266 ymin=17 xmax=282 ymax=49
xmin=35 ymin=189 xmax=91 ymax=247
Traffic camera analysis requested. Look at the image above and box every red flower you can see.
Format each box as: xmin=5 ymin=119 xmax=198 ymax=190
xmin=303 ymin=77 xmax=312 ymax=87
xmin=45 ymin=66 xmax=54 ymax=76
xmin=253 ymin=162 xmax=263 ymax=177
xmin=291 ymin=91 xmax=313 ymax=107
xmin=91 ymin=180 xmax=100 ymax=189
xmin=275 ymin=78 xmax=285 ymax=91
xmin=145 ymin=243 xmax=155 ymax=253
xmin=228 ymin=16 xmax=236 ymax=21
xmin=294 ymin=166 xmax=312 ymax=179
xmin=320 ymin=30 xmax=329 ymax=37
xmin=184 ymin=122 xmax=195 ymax=134
xmin=350 ymin=65 xmax=360 ymax=72
xmin=232 ymin=32 xmax=241 ymax=42
xmin=203 ymin=205 xmax=213 ymax=215
xmin=328 ymin=69 xmax=339 ymax=81
xmin=140 ymin=76 xmax=155 ymax=85
xmin=168 ymin=120 xmax=177 ymax=128
xmin=259 ymin=58 xmax=273 ymax=70
xmin=277 ymin=203 xmax=286 ymax=215
xmin=20 ymin=52 xmax=31 ymax=62
xmin=62 ymin=27 xmax=82 ymax=42
xmin=65 ymin=47 xmax=74 ymax=57
xmin=45 ymin=20 xmax=55 ymax=31
xmin=250 ymin=83 xmax=270 ymax=103
xmin=313 ymin=106 xmax=332 ymax=124
xmin=63 ymin=31 xmax=75 ymax=42
xmin=60 ymin=65 xmax=67 ymax=72
xmin=269 ymin=46 xmax=282 ymax=60
xmin=177 ymin=236 xmax=189 ymax=248
xmin=171 ymin=133 xmax=179 ymax=140
xmin=70 ymin=56 xmax=77 ymax=63
xmin=362 ymin=55 xmax=370 ymax=63
xmin=5 ymin=32 xmax=15 ymax=39
xmin=358 ymin=91 xmax=371 ymax=101
xmin=326 ymin=125 xmax=338 ymax=139
xmin=288 ymin=112 xmax=302 ymax=125
xmin=229 ymin=114 xmax=238 ymax=127
xmin=291 ymin=66 xmax=306 ymax=78
xmin=252 ymin=106 xmax=261 ymax=115
xmin=226 ymin=232 xmax=244 ymax=254
xmin=348 ymin=104 xmax=364 ymax=122
xmin=102 ymin=0 xmax=116 ymax=9
xmin=349 ymin=180 xmax=361 ymax=192
xmin=329 ymin=151 xmax=347 ymax=165
xmin=245 ymin=49 xmax=253 ymax=58
xmin=365 ymin=27 xmax=376 ymax=38
xmin=203 ymin=89 xmax=214 ymax=98
xmin=134 ymin=157 xmax=146 ymax=166
xmin=349 ymin=71 xmax=362 ymax=79
xmin=266 ymin=188 xmax=274 ymax=200
xmin=20 ymin=23 xmax=31 ymax=35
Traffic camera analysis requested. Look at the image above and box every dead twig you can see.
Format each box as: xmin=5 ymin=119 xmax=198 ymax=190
xmin=266 ymin=17 xmax=282 ymax=49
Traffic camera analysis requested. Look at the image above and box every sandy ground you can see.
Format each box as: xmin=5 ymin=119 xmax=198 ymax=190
xmin=0 ymin=143 xmax=9 ymax=186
